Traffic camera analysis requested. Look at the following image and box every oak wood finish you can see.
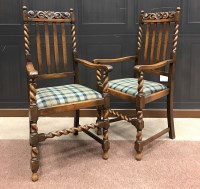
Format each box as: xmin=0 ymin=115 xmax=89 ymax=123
xmin=94 ymin=7 xmax=181 ymax=160
xmin=23 ymin=6 xmax=112 ymax=181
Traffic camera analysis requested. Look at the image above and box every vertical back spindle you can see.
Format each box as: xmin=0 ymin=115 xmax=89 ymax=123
xmin=61 ymin=23 xmax=68 ymax=72
xmin=156 ymin=23 xmax=163 ymax=62
xmin=44 ymin=22 xmax=51 ymax=74
xmin=35 ymin=23 xmax=43 ymax=73
xmin=163 ymin=22 xmax=170 ymax=60
xmin=53 ymin=23 xmax=60 ymax=72
xmin=150 ymin=23 xmax=157 ymax=63
xmin=144 ymin=23 xmax=150 ymax=64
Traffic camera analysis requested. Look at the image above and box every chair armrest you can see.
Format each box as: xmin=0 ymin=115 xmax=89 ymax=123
xmin=75 ymin=58 xmax=113 ymax=72
xmin=134 ymin=59 xmax=174 ymax=72
xmin=26 ymin=62 xmax=38 ymax=78
xmin=93 ymin=56 xmax=137 ymax=64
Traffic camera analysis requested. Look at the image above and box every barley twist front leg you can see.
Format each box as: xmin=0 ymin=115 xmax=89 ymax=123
xmin=30 ymin=121 xmax=39 ymax=181
xmin=96 ymin=68 xmax=103 ymax=135
xmin=102 ymin=109 xmax=110 ymax=160
xmin=135 ymin=71 xmax=144 ymax=161
xmin=101 ymin=69 xmax=110 ymax=160
xmin=134 ymin=111 xmax=144 ymax=161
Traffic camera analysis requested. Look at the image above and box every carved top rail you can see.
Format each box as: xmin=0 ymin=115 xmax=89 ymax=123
xmin=141 ymin=7 xmax=180 ymax=23
xmin=23 ymin=6 xmax=73 ymax=23
xmin=27 ymin=10 xmax=71 ymax=19
xmin=143 ymin=11 xmax=176 ymax=20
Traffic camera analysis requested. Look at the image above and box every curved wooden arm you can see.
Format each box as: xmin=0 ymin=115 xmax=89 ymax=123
xmin=26 ymin=62 xmax=38 ymax=78
xmin=75 ymin=58 xmax=113 ymax=72
xmin=134 ymin=59 xmax=174 ymax=72
xmin=93 ymin=56 xmax=137 ymax=64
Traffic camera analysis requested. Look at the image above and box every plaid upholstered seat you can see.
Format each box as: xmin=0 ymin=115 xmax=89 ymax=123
xmin=36 ymin=84 xmax=102 ymax=109
xmin=109 ymin=78 xmax=167 ymax=96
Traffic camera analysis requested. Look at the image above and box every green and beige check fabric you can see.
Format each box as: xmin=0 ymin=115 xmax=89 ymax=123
xmin=109 ymin=78 xmax=167 ymax=96
xmin=36 ymin=84 xmax=102 ymax=109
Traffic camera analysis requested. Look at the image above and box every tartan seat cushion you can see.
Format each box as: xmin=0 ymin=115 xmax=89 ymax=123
xmin=108 ymin=78 xmax=167 ymax=96
xmin=36 ymin=84 xmax=102 ymax=109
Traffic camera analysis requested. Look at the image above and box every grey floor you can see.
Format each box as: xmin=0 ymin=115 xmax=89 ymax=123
xmin=0 ymin=117 xmax=199 ymax=141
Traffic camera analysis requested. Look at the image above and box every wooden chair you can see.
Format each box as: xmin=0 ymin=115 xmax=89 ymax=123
xmin=94 ymin=7 xmax=181 ymax=160
xmin=23 ymin=6 xmax=112 ymax=181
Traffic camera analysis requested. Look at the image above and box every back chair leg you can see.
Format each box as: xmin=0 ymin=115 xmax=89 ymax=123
xmin=96 ymin=106 xmax=102 ymax=135
xmin=167 ymin=94 xmax=175 ymax=139
xmin=74 ymin=110 xmax=80 ymax=135
xmin=30 ymin=121 xmax=39 ymax=182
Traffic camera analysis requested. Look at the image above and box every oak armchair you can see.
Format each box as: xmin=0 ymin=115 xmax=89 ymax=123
xmin=94 ymin=7 xmax=181 ymax=160
xmin=23 ymin=6 xmax=112 ymax=181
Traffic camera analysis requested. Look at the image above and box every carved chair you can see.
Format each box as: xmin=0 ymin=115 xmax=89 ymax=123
xmin=23 ymin=6 xmax=112 ymax=181
xmin=94 ymin=7 xmax=181 ymax=160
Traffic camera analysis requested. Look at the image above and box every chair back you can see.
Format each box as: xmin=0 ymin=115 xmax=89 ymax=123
xmin=136 ymin=7 xmax=181 ymax=70
xmin=23 ymin=6 xmax=77 ymax=80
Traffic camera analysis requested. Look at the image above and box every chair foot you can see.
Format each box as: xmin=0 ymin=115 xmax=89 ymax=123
xmin=74 ymin=131 xmax=78 ymax=136
xmin=135 ymin=152 xmax=142 ymax=161
xmin=32 ymin=173 xmax=39 ymax=182
xmin=102 ymin=128 xmax=110 ymax=160
xmin=96 ymin=127 xmax=102 ymax=135
xmin=102 ymin=151 xmax=109 ymax=160
xmin=170 ymin=134 xmax=175 ymax=139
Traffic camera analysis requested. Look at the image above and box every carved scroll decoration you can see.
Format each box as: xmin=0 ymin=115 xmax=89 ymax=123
xmin=28 ymin=10 xmax=71 ymax=19
xmin=143 ymin=11 xmax=176 ymax=20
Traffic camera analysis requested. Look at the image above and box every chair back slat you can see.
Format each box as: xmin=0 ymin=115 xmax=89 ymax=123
xmin=156 ymin=23 xmax=163 ymax=63
xmin=44 ymin=23 xmax=51 ymax=74
xmin=35 ymin=22 xmax=43 ymax=73
xmin=61 ymin=23 xmax=68 ymax=72
xmin=53 ymin=23 xmax=60 ymax=72
xmin=144 ymin=23 xmax=150 ymax=64
xmin=163 ymin=22 xmax=170 ymax=60
xmin=150 ymin=23 xmax=156 ymax=63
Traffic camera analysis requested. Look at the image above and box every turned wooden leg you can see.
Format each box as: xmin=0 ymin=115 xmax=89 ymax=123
xmin=134 ymin=129 xmax=143 ymax=161
xmin=102 ymin=128 xmax=110 ymax=160
xmin=167 ymin=94 xmax=175 ymax=139
xmin=135 ymin=72 xmax=145 ymax=160
xmin=134 ymin=109 xmax=144 ymax=161
xmin=74 ymin=110 xmax=80 ymax=135
xmin=96 ymin=106 xmax=102 ymax=135
xmin=30 ymin=121 xmax=39 ymax=182
xmin=102 ymin=107 xmax=110 ymax=160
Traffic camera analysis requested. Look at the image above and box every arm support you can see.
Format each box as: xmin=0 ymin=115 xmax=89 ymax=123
xmin=134 ymin=59 xmax=174 ymax=72
xmin=26 ymin=62 xmax=38 ymax=78
xmin=93 ymin=56 xmax=137 ymax=64
xmin=75 ymin=58 xmax=113 ymax=72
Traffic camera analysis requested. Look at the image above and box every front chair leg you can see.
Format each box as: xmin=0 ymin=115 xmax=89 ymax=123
xmin=102 ymin=128 xmax=110 ymax=160
xmin=134 ymin=129 xmax=143 ymax=161
xmin=134 ymin=109 xmax=144 ymax=161
xmin=30 ymin=122 xmax=39 ymax=182
xmin=102 ymin=108 xmax=110 ymax=160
